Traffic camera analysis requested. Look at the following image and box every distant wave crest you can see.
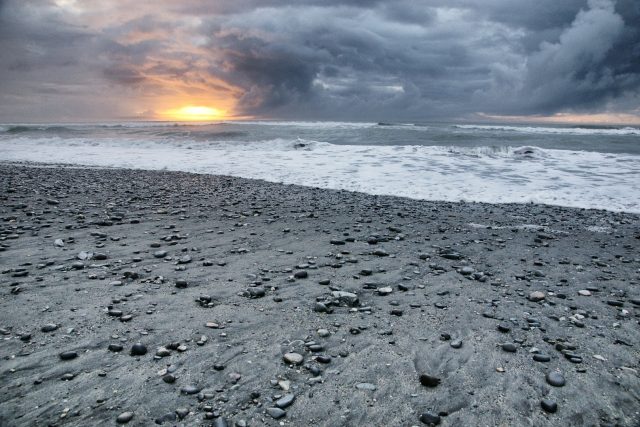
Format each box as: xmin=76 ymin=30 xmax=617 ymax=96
xmin=454 ymin=124 xmax=640 ymax=136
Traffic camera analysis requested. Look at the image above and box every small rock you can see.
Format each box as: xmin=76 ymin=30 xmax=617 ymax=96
xmin=419 ymin=411 xmax=441 ymax=425
xmin=546 ymin=371 xmax=565 ymax=387
xmin=540 ymin=399 xmax=558 ymax=413
xmin=59 ymin=351 xmax=78 ymax=361
xmin=355 ymin=383 xmax=376 ymax=391
xmin=283 ymin=352 xmax=304 ymax=365
xmin=419 ymin=374 xmax=441 ymax=387
xmin=450 ymin=340 xmax=462 ymax=349
xmin=41 ymin=324 xmax=58 ymax=333
xmin=181 ymin=385 xmax=201 ymax=395
xmin=116 ymin=412 xmax=134 ymax=424
xmin=528 ymin=291 xmax=546 ymax=302
xmin=266 ymin=407 xmax=286 ymax=419
xmin=377 ymin=286 xmax=393 ymax=296
xmin=130 ymin=343 xmax=147 ymax=356
xmin=275 ymin=394 xmax=296 ymax=409
xmin=502 ymin=343 xmax=517 ymax=353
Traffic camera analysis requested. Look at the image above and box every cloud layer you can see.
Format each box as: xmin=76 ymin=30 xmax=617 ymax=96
xmin=0 ymin=0 xmax=638 ymax=121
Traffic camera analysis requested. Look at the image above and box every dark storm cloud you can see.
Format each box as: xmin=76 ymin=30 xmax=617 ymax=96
xmin=0 ymin=0 xmax=638 ymax=121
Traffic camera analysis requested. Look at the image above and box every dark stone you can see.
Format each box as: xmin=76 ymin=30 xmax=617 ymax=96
xmin=419 ymin=411 xmax=441 ymax=425
xmin=181 ymin=385 xmax=201 ymax=395
xmin=266 ymin=407 xmax=286 ymax=419
xmin=546 ymin=371 xmax=565 ymax=387
xmin=130 ymin=343 xmax=147 ymax=356
xmin=419 ymin=374 xmax=441 ymax=387
xmin=275 ymin=394 xmax=295 ymax=409
xmin=533 ymin=354 xmax=551 ymax=362
xmin=502 ymin=343 xmax=517 ymax=353
xmin=541 ymin=399 xmax=558 ymax=413
xmin=59 ymin=351 xmax=78 ymax=360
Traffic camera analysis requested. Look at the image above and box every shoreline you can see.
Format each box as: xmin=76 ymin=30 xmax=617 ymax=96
xmin=0 ymin=164 xmax=638 ymax=426
xmin=1 ymin=160 xmax=638 ymax=217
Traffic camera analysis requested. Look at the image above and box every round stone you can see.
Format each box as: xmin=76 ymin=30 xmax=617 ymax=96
xmin=283 ymin=352 xmax=304 ymax=365
xmin=275 ymin=394 xmax=295 ymax=409
xmin=546 ymin=371 xmax=565 ymax=387
xmin=266 ymin=407 xmax=286 ymax=419
xmin=41 ymin=323 xmax=58 ymax=333
xmin=116 ymin=412 xmax=134 ymax=424
xmin=529 ymin=291 xmax=546 ymax=302
xmin=533 ymin=354 xmax=551 ymax=362
xmin=450 ymin=340 xmax=462 ymax=349
xmin=419 ymin=374 xmax=441 ymax=387
xmin=578 ymin=290 xmax=592 ymax=296
xmin=502 ymin=343 xmax=517 ymax=353
xmin=180 ymin=385 xmax=201 ymax=395
xmin=541 ymin=398 xmax=558 ymax=413
xmin=130 ymin=343 xmax=147 ymax=356
xmin=59 ymin=351 xmax=78 ymax=360
xmin=497 ymin=323 xmax=511 ymax=333
xmin=108 ymin=343 xmax=123 ymax=352
xmin=419 ymin=411 xmax=441 ymax=425
xmin=317 ymin=328 xmax=330 ymax=337
xmin=377 ymin=287 xmax=393 ymax=296
xmin=293 ymin=270 xmax=308 ymax=279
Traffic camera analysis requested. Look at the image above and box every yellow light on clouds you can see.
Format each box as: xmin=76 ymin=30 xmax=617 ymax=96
xmin=163 ymin=106 xmax=226 ymax=121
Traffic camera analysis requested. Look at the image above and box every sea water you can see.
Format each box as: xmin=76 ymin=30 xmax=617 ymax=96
xmin=0 ymin=121 xmax=638 ymax=212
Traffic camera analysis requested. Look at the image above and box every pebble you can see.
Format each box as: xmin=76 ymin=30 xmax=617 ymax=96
xmin=130 ymin=343 xmax=147 ymax=356
xmin=116 ymin=412 xmax=134 ymax=424
xmin=578 ymin=290 xmax=592 ymax=296
xmin=377 ymin=286 xmax=393 ymax=296
xmin=545 ymin=371 xmax=565 ymax=387
xmin=355 ymin=383 xmax=377 ymax=391
xmin=294 ymin=270 xmax=308 ymax=279
xmin=540 ymin=398 xmax=558 ymax=413
xmin=317 ymin=328 xmax=330 ymax=337
xmin=59 ymin=351 xmax=78 ymax=360
xmin=450 ymin=339 xmax=462 ymax=349
xmin=283 ymin=352 xmax=304 ymax=365
xmin=266 ymin=407 xmax=286 ymax=419
xmin=331 ymin=291 xmax=359 ymax=306
xmin=533 ymin=354 xmax=551 ymax=362
xmin=419 ymin=374 xmax=441 ymax=387
xmin=41 ymin=323 xmax=58 ymax=333
xmin=528 ymin=291 xmax=546 ymax=302
xmin=181 ymin=385 xmax=201 ymax=395
xmin=419 ymin=411 xmax=441 ymax=425
xmin=275 ymin=394 xmax=296 ymax=409
xmin=497 ymin=323 xmax=511 ymax=333
xmin=502 ymin=343 xmax=517 ymax=353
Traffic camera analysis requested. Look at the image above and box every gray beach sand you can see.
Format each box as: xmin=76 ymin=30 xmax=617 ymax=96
xmin=0 ymin=164 xmax=638 ymax=426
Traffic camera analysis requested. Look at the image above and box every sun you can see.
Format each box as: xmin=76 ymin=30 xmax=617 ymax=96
xmin=163 ymin=106 xmax=226 ymax=121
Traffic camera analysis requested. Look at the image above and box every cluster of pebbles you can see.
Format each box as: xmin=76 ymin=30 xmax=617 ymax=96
xmin=0 ymin=164 xmax=638 ymax=426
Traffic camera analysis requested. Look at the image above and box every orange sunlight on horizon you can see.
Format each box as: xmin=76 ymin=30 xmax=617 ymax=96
xmin=162 ymin=106 xmax=227 ymax=122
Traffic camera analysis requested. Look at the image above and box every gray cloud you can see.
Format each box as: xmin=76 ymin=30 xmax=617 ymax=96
xmin=0 ymin=0 xmax=638 ymax=121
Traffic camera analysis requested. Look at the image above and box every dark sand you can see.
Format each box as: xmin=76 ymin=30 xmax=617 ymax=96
xmin=0 ymin=163 xmax=639 ymax=426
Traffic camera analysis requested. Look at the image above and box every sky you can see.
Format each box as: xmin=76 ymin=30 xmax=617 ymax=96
xmin=0 ymin=0 xmax=639 ymax=123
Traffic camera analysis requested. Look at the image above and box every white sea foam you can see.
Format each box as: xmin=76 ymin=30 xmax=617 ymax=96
xmin=455 ymin=124 xmax=640 ymax=136
xmin=1 ymin=135 xmax=639 ymax=213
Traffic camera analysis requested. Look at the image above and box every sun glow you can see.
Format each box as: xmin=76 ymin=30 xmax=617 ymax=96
xmin=163 ymin=106 xmax=226 ymax=121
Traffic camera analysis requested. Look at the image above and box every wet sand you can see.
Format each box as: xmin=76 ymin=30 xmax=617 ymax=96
xmin=0 ymin=163 xmax=639 ymax=426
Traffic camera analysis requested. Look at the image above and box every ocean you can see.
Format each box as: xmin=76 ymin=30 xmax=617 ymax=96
xmin=1 ymin=121 xmax=639 ymax=213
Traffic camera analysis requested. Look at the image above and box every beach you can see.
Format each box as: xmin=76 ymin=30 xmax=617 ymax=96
xmin=0 ymin=163 xmax=639 ymax=426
